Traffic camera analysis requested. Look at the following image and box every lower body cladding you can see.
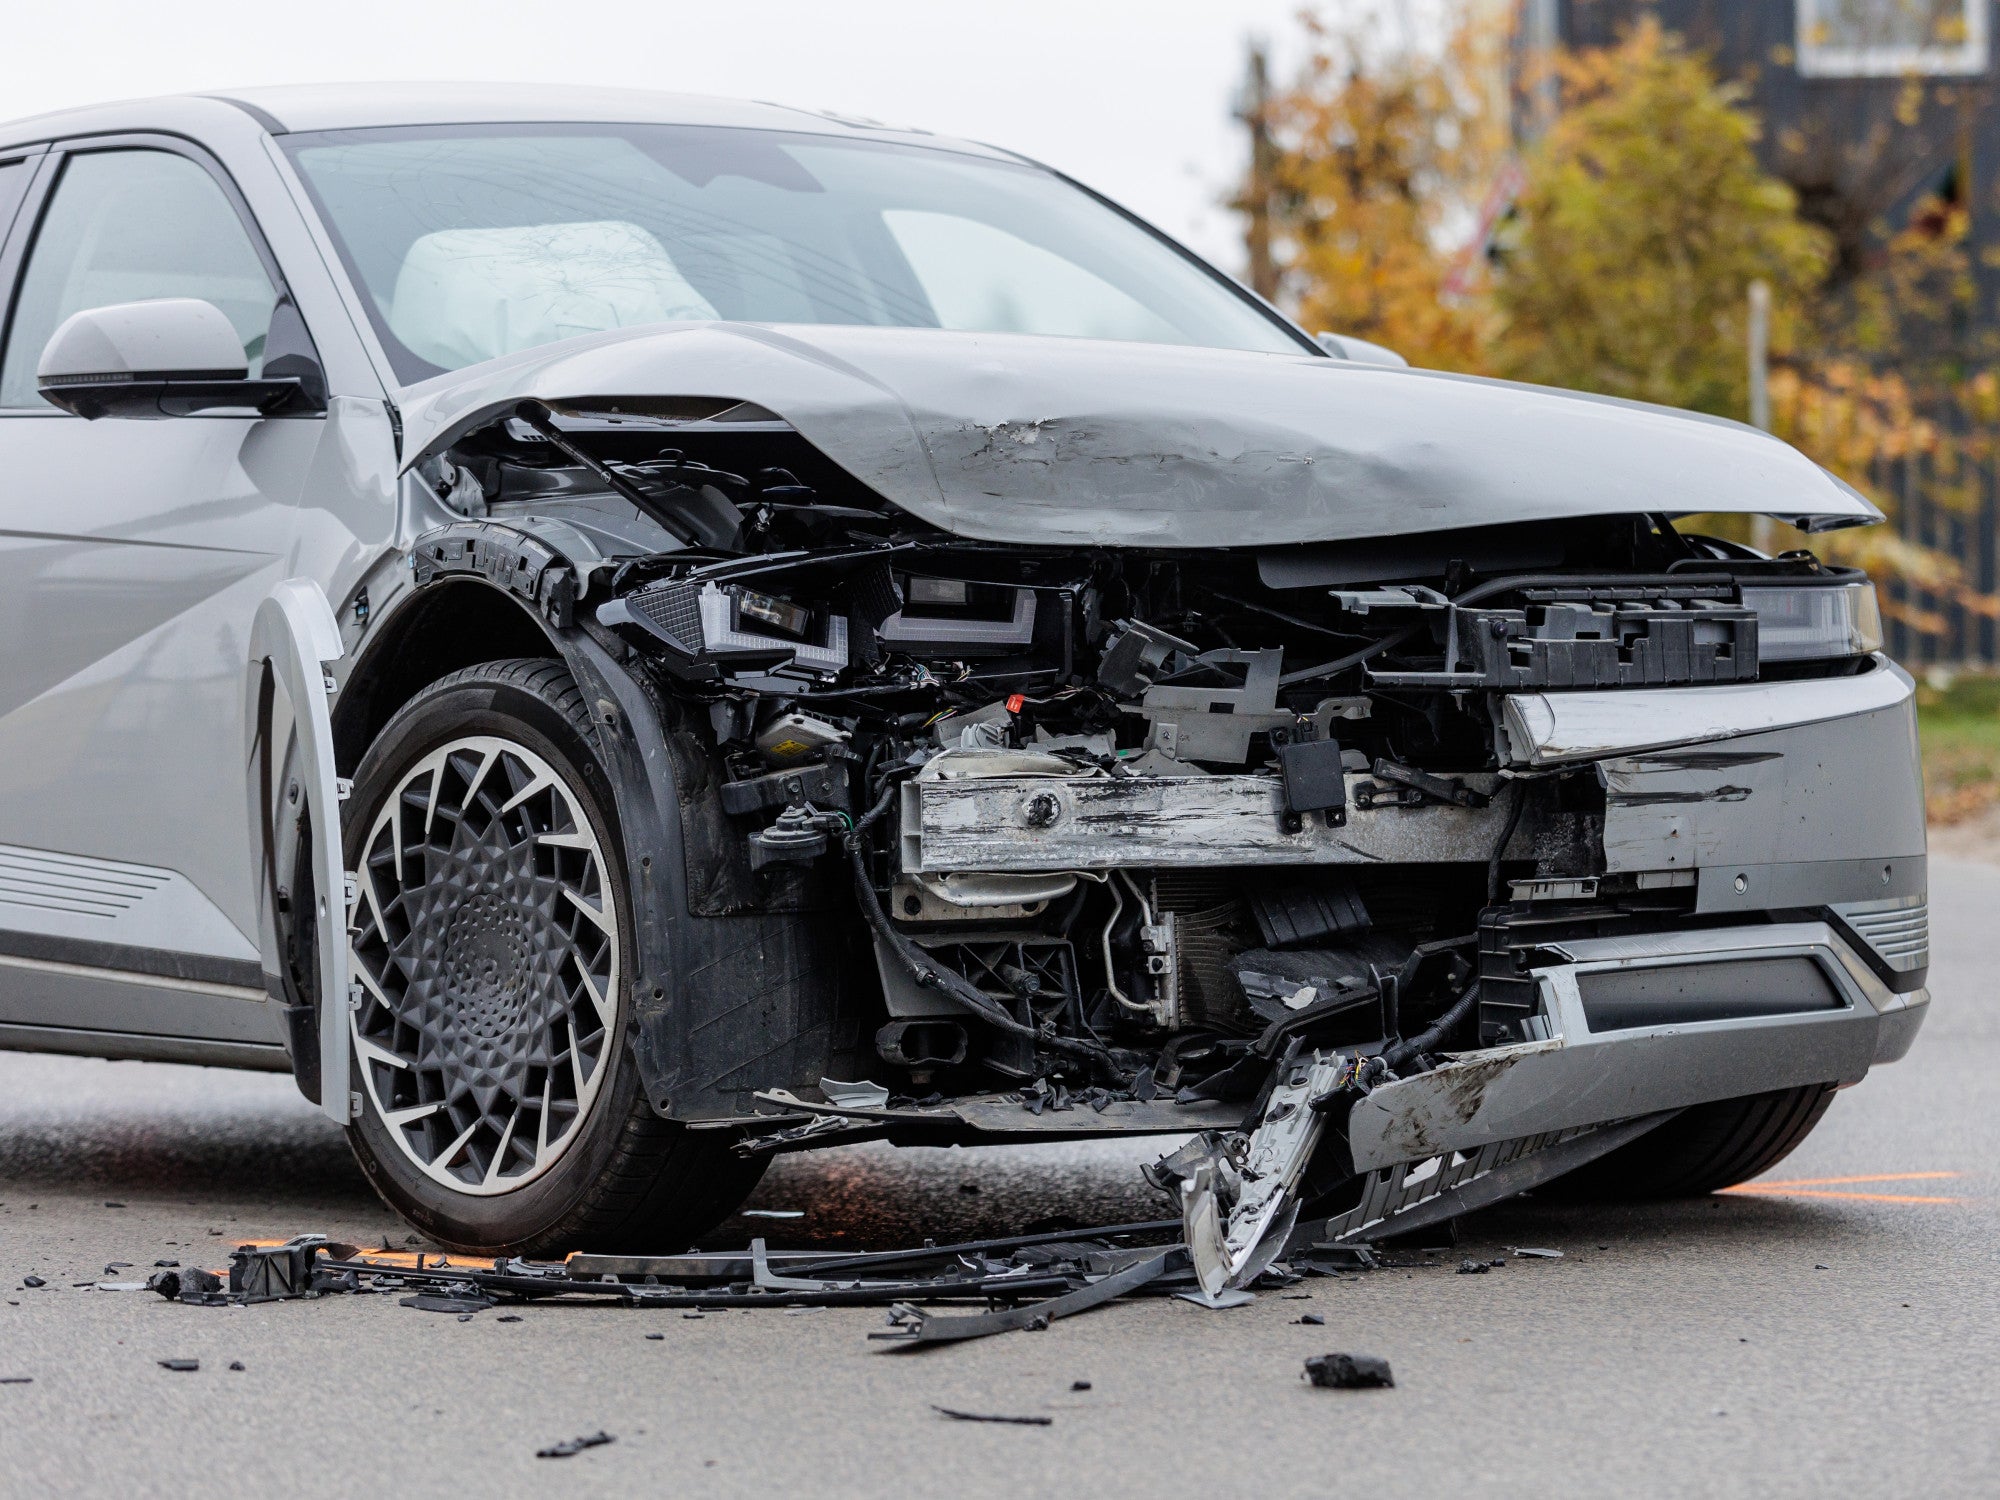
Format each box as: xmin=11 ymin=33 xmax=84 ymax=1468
xmin=876 ymin=663 xmax=1928 ymax=1288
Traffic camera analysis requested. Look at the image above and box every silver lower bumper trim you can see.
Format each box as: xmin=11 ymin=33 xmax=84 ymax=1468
xmin=1344 ymin=921 xmax=1926 ymax=1173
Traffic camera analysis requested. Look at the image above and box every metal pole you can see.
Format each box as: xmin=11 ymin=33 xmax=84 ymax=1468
xmin=1525 ymin=0 xmax=1559 ymax=139
xmin=1748 ymin=279 xmax=1774 ymax=555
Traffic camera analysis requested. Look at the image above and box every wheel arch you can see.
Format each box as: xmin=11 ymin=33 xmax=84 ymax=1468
xmin=333 ymin=576 xmax=560 ymax=774
xmin=289 ymin=520 xmax=852 ymax=1125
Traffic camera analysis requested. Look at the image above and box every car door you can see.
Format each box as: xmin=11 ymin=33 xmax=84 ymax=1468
xmin=0 ymin=136 xmax=328 ymax=1063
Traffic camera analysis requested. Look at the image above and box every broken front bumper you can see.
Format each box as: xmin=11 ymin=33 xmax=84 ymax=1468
xmin=1345 ymin=920 xmax=1927 ymax=1174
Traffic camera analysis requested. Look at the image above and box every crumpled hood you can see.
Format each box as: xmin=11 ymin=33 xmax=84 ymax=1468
xmin=399 ymin=323 xmax=1879 ymax=547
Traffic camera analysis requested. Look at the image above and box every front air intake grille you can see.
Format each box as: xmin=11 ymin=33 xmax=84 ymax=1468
xmin=1576 ymin=956 xmax=1843 ymax=1033
xmin=629 ymin=582 xmax=704 ymax=653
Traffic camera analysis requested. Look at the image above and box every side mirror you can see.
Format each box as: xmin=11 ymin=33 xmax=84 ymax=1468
xmin=1314 ymin=330 xmax=1410 ymax=368
xmin=38 ymin=298 xmax=317 ymax=419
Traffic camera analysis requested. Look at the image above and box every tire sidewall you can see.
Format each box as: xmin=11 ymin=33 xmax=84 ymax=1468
xmin=341 ymin=669 xmax=648 ymax=1252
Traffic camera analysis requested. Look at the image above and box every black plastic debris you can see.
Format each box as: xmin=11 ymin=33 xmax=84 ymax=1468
xmin=1456 ymin=1259 xmax=1490 ymax=1275
xmin=20 ymin=1276 xmax=43 ymax=1289
xmin=234 ymin=1236 xmax=359 ymax=1302
xmin=132 ymin=1218 xmax=1200 ymax=1351
xmin=154 ymin=1260 xmax=180 ymax=1269
xmin=645 ymin=1332 xmax=664 ymax=1340
xmin=537 ymin=1431 xmax=615 ymax=1459
xmin=1296 ymin=1313 xmax=1327 ymax=1326
xmin=1304 ymin=1353 xmax=1394 ymax=1389
xmin=104 ymin=1201 xmax=125 ymax=1209
xmin=158 ymin=1359 xmax=199 ymax=1373
xmin=147 ymin=1266 xmax=224 ymax=1304
xmin=1071 ymin=1380 xmax=1092 ymax=1391
xmin=228 ymin=1361 xmax=246 ymax=1372
xmin=400 ymin=1292 xmax=494 ymax=1315
xmin=932 ymin=1406 xmax=1053 ymax=1427
xmin=874 ymin=1250 xmax=1179 ymax=1350
xmin=1 ymin=1377 xmax=31 ymax=1385
xmin=497 ymin=1315 xmax=523 ymax=1324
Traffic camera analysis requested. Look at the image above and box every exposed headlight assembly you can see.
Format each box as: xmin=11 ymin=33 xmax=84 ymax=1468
xmin=1740 ymin=579 xmax=1883 ymax=662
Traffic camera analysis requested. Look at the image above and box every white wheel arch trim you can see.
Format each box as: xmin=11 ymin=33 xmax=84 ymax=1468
xmin=245 ymin=577 xmax=351 ymax=1125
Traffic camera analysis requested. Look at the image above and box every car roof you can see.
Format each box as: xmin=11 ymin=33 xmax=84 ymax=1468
xmin=0 ymin=82 xmax=1017 ymax=161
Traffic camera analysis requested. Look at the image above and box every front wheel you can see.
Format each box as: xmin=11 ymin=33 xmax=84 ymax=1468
xmin=341 ymin=658 xmax=762 ymax=1254
xmin=1539 ymin=1083 xmax=1838 ymax=1202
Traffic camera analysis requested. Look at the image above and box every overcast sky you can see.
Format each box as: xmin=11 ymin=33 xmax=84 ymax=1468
xmin=0 ymin=0 xmax=1323 ymax=275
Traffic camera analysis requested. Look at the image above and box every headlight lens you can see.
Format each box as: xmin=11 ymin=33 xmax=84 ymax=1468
xmin=1740 ymin=580 xmax=1883 ymax=661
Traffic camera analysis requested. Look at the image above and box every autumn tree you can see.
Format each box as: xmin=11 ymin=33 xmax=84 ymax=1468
xmin=1235 ymin=2 xmax=1509 ymax=372
xmin=1491 ymin=20 xmax=1831 ymax=417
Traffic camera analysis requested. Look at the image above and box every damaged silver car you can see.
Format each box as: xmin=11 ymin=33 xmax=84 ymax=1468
xmin=0 ymin=87 xmax=1926 ymax=1268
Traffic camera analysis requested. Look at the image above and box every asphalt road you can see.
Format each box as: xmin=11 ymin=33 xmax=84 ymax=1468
xmin=2 ymin=864 xmax=1996 ymax=1499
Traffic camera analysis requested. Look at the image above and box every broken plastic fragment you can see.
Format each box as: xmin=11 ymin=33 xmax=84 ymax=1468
xmin=399 ymin=1292 xmax=494 ymax=1314
xmin=1507 ymin=1246 xmax=1563 ymax=1259
xmin=536 ymin=1431 xmax=615 ymax=1459
xmin=157 ymin=1359 xmax=200 ymax=1373
xmin=818 ymin=1077 xmax=891 ymax=1109
xmin=932 ymin=1405 xmax=1053 ymax=1427
xmin=1304 ymin=1353 xmax=1394 ymax=1389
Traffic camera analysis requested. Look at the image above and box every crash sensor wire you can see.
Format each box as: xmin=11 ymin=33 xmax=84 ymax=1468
xmin=1278 ymin=623 xmax=1424 ymax=688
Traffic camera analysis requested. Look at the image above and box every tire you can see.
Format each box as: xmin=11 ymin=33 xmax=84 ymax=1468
xmin=1538 ymin=1083 xmax=1837 ymax=1202
xmin=341 ymin=657 xmax=764 ymax=1255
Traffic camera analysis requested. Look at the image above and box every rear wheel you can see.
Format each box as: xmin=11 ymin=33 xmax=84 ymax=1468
xmin=1540 ymin=1084 xmax=1838 ymax=1201
xmin=342 ymin=658 xmax=763 ymax=1254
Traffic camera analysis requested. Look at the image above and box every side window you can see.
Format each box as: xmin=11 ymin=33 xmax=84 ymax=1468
xmin=0 ymin=149 xmax=279 ymax=409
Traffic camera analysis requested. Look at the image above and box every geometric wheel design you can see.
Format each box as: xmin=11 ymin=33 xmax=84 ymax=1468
xmin=348 ymin=736 xmax=619 ymax=1195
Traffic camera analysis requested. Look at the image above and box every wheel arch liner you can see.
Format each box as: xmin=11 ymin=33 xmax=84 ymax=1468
xmin=553 ymin=628 xmax=849 ymax=1120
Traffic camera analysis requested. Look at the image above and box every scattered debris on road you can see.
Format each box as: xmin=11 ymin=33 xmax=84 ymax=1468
xmin=536 ymin=1432 xmax=615 ymax=1459
xmin=932 ymin=1406 xmax=1054 ymax=1427
xmin=1508 ymin=1247 xmax=1563 ymax=1259
xmin=120 ymin=1216 xmax=1535 ymax=1362
xmin=1304 ymin=1353 xmax=1395 ymax=1389
xmin=157 ymin=1359 xmax=199 ymax=1373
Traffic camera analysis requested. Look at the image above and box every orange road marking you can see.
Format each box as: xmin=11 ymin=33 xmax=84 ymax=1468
xmin=1720 ymin=1187 xmax=1963 ymax=1204
xmin=1731 ymin=1172 xmax=1959 ymax=1189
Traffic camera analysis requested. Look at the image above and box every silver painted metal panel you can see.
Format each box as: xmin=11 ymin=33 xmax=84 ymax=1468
xmin=0 ymin=416 xmax=317 ymax=948
xmin=0 ymin=950 xmax=279 ymax=1044
xmin=901 ymin=771 xmax=1511 ymax=873
xmin=0 ymin=1020 xmax=287 ymax=1070
xmin=1591 ymin=674 xmax=1925 ymax=885
xmin=396 ymin=323 xmax=1876 ymax=548
xmin=0 ymin=842 xmax=257 ymax=961
xmin=1501 ymin=660 xmax=1913 ymax=767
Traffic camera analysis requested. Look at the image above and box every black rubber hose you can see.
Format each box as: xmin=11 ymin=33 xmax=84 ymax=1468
xmin=1486 ymin=780 xmax=1528 ymax=906
xmin=1379 ymin=982 xmax=1482 ymax=1073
